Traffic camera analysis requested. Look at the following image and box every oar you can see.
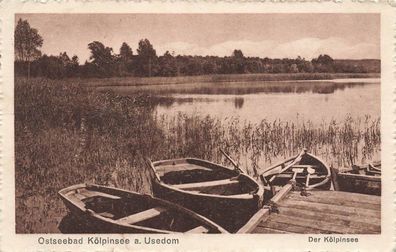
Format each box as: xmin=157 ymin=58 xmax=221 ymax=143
xmin=220 ymin=149 xmax=244 ymax=174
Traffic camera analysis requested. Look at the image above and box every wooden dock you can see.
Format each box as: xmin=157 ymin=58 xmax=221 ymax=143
xmin=238 ymin=184 xmax=381 ymax=234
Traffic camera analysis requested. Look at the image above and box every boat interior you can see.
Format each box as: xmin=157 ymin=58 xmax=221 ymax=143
xmin=349 ymin=164 xmax=381 ymax=176
xmin=64 ymin=186 xmax=214 ymax=233
xmin=266 ymin=155 xmax=329 ymax=187
xmin=155 ymin=160 xmax=258 ymax=196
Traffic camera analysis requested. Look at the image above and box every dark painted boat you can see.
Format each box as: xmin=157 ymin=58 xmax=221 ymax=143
xmin=147 ymin=158 xmax=264 ymax=232
xmin=333 ymin=162 xmax=381 ymax=196
xmin=260 ymin=149 xmax=332 ymax=192
xmin=58 ymin=183 xmax=228 ymax=233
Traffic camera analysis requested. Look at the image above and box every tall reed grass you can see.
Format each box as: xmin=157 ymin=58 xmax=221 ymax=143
xmin=155 ymin=114 xmax=381 ymax=177
xmin=15 ymin=78 xmax=380 ymax=233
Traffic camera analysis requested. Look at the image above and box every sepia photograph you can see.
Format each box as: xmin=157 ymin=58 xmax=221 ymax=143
xmin=14 ymin=13 xmax=381 ymax=235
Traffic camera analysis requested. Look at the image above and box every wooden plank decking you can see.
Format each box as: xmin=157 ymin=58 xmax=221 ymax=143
xmin=244 ymin=188 xmax=381 ymax=234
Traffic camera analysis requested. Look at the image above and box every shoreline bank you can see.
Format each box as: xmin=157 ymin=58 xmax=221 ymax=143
xmin=82 ymin=73 xmax=380 ymax=88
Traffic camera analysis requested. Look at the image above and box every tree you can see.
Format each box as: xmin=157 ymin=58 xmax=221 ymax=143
xmin=33 ymin=54 xmax=65 ymax=79
xmin=14 ymin=18 xmax=43 ymax=78
xmin=71 ymin=55 xmax=79 ymax=66
xmin=59 ymin=52 xmax=70 ymax=66
xmin=136 ymin=39 xmax=158 ymax=77
xmin=289 ymin=63 xmax=299 ymax=73
xmin=70 ymin=55 xmax=79 ymax=76
xmin=301 ymin=61 xmax=314 ymax=73
xmin=231 ymin=49 xmax=246 ymax=74
xmin=119 ymin=42 xmax=133 ymax=62
xmin=232 ymin=49 xmax=244 ymax=59
xmin=203 ymin=59 xmax=217 ymax=74
xmin=315 ymin=54 xmax=334 ymax=65
xmin=88 ymin=41 xmax=115 ymax=77
xmin=118 ymin=42 xmax=133 ymax=75
xmin=158 ymin=51 xmax=177 ymax=76
xmin=59 ymin=53 xmax=79 ymax=77
xmin=312 ymin=54 xmax=334 ymax=72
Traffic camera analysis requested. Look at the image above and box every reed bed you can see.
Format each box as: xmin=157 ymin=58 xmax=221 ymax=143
xmin=15 ymin=78 xmax=380 ymax=233
xmin=155 ymin=114 xmax=381 ymax=177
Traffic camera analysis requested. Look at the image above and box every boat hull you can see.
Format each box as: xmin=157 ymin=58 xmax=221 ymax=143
xmin=152 ymin=181 xmax=261 ymax=233
xmin=58 ymin=184 xmax=228 ymax=233
xmin=149 ymin=158 xmax=264 ymax=233
xmin=59 ymin=196 xmax=170 ymax=233
xmin=336 ymin=173 xmax=381 ymax=196
xmin=262 ymin=151 xmax=332 ymax=191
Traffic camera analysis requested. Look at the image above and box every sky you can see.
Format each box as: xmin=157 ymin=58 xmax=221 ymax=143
xmin=16 ymin=14 xmax=380 ymax=62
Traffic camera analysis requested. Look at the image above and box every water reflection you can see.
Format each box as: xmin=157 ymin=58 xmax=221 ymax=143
xmin=234 ymin=97 xmax=244 ymax=109
xmin=96 ymin=80 xmax=380 ymax=125
xmin=154 ymin=83 xmax=380 ymax=125
xmin=98 ymin=80 xmax=374 ymax=96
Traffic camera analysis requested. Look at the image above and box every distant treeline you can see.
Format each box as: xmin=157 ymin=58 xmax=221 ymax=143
xmin=14 ymin=46 xmax=380 ymax=79
xmin=14 ymin=18 xmax=380 ymax=79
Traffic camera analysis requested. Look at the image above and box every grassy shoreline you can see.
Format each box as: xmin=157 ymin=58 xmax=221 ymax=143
xmin=82 ymin=73 xmax=380 ymax=87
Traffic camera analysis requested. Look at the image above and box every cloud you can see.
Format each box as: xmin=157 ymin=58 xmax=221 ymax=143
xmin=156 ymin=37 xmax=379 ymax=59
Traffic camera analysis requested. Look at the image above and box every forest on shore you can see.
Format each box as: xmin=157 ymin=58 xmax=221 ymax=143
xmin=14 ymin=18 xmax=380 ymax=79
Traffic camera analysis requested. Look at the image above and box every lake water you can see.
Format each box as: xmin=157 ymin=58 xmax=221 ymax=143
xmin=95 ymin=79 xmax=381 ymax=167
xmin=99 ymin=78 xmax=380 ymax=125
xmin=152 ymin=79 xmax=380 ymax=125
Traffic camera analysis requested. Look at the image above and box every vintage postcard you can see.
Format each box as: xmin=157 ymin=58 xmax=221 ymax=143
xmin=0 ymin=1 xmax=394 ymax=251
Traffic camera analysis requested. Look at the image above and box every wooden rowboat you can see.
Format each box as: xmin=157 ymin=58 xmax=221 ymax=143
xmin=58 ymin=183 xmax=228 ymax=233
xmin=147 ymin=158 xmax=264 ymax=232
xmin=332 ymin=163 xmax=381 ymax=196
xmin=260 ymin=149 xmax=332 ymax=192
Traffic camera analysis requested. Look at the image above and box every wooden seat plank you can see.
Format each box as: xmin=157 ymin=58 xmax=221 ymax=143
xmin=173 ymin=179 xmax=239 ymax=190
xmin=156 ymin=163 xmax=212 ymax=175
xmin=116 ymin=207 xmax=167 ymax=224
xmin=79 ymin=190 xmax=121 ymax=200
xmin=274 ymin=174 xmax=328 ymax=179
xmin=186 ymin=226 xmax=209 ymax=233
xmin=291 ymin=165 xmax=319 ymax=169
